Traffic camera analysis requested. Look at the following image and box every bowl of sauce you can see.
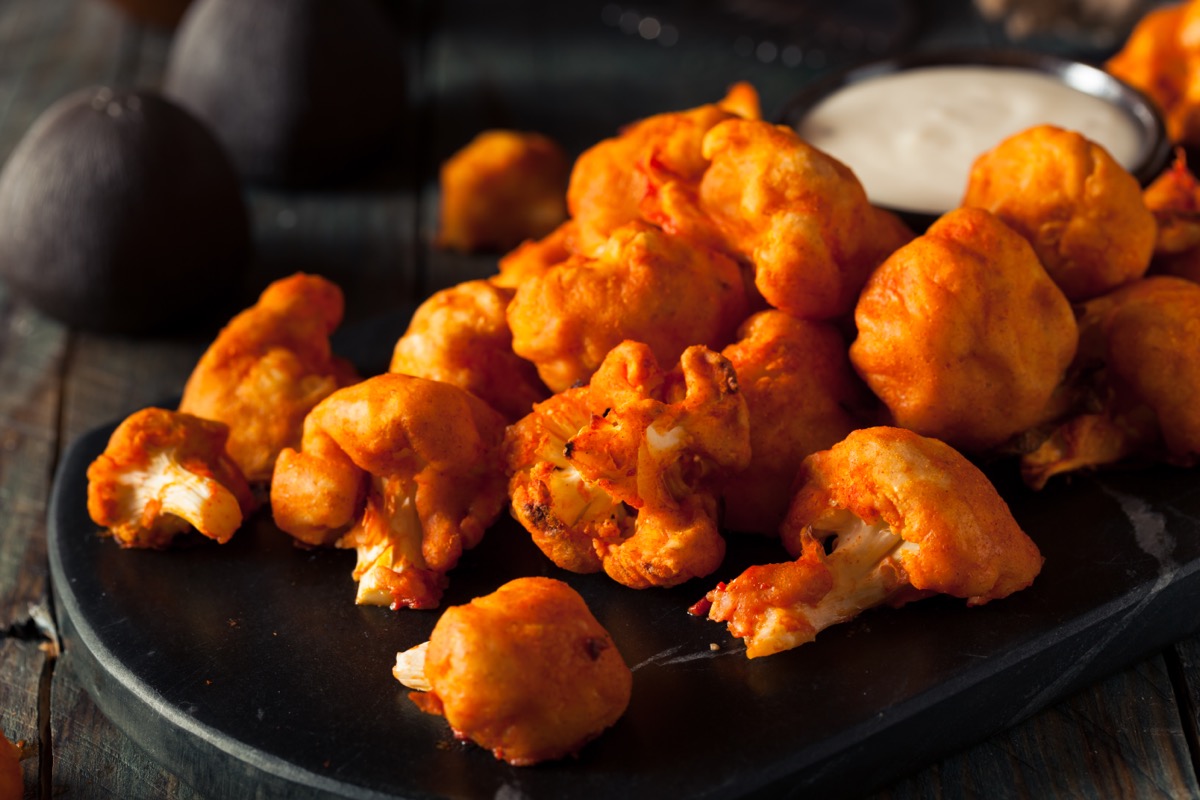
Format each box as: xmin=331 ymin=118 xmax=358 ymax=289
xmin=781 ymin=49 xmax=1171 ymax=229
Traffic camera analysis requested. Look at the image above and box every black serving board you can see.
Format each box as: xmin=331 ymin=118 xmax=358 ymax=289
xmin=47 ymin=318 xmax=1200 ymax=799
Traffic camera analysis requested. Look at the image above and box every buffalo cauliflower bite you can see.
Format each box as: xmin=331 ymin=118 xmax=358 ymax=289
xmin=1021 ymin=275 xmax=1200 ymax=488
xmin=389 ymin=280 xmax=548 ymax=422
xmin=491 ymin=220 xmax=576 ymax=290
xmin=506 ymin=341 xmax=751 ymax=588
xmin=178 ymin=272 xmax=357 ymax=483
xmin=651 ymin=117 xmax=913 ymax=320
xmin=270 ymin=373 xmax=508 ymax=609
xmin=87 ymin=407 xmax=256 ymax=548
xmin=1106 ymin=3 xmax=1190 ymax=143
xmin=506 ymin=220 xmax=748 ymax=393
xmin=567 ymin=83 xmax=760 ymax=257
xmin=850 ymin=207 xmax=1079 ymax=453
xmin=961 ymin=124 xmax=1156 ymax=302
xmin=693 ymin=427 xmax=1044 ymax=658
xmin=1143 ymin=150 xmax=1200 ymax=283
xmin=436 ymin=130 xmax=570 ymax=253
xmin=720 ymin=309 xmax=870 ymax=535
xmin=394 ymin=577 xmax=632 ymax=766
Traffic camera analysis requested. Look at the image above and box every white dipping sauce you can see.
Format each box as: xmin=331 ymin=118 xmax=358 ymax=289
xmin=796 ymin=65 xmax=1145 ymax=215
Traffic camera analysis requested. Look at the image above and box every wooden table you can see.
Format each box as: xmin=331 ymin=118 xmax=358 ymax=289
xmin=1 ymin=0 xmax=1197 ymax=797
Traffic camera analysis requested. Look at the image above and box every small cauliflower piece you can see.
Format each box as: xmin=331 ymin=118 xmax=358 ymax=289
xmin=1143 ymin=149 xmax=1200 ymax=283
xmin=962 ymin=124 xmax=1156 ymax=302
xmin=271 ymin=373 xmax=508 ymax=609
xmin=506 ymin=220 xmax=748 ymax=393
xmin=87 ymin=407 xmax=256 ymax=548
xmin=389 ymin=279 xmax=549 ymax=422
xmin=396 ymin=577 xmax=632 ymax=766
xmin=694 ymin=427 xmax=1043 ymax=658
xmin=506 ymin=340 xmax=750 ymax=588
xmin=178 ymin=272 xmax=357 ymax=483
xmin=436 ymin=129 xmax=569 ymax=253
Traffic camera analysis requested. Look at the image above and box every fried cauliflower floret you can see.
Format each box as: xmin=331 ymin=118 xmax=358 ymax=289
xmin=693 ymin=427 xmax=1043 ymax=658
xmin=271 ymin=373 xmax=508 ymax=609
xmin=1022 ymin=275 xmax=1200 ymax=488
xmin=506 ymin=341 xmax=750 ymax=589
xmin=87 ymin=407 xmax=255 ymax=548
xmin=506 ymin=221 xmax=748 ymax=393
xmin=1143 ymin=150 xmax=1200 ymax=283
xmin=178 ymin=273 xmax=357 ymax=483
xmin=1107 ymin=3 xmax=1190 ymax=142
xmin=667 ymin=118 xmax=912 ymax=320
xmin=850 ymin=207 xmax=1078 ymax=453
xmin=394 ymin=577 xmax=631 ymax=766
xmin=389 ymin=280 xmax=548 ymax=422
xmin=961 ymin=124 xmax=1156 ymax=302
xmin=436 ymin=129 xmax=569 ymax=253
xmin=719 ymin=310 xmax=869 ymax=535
xmin=567 ymin=83 xmax=760 ymax=257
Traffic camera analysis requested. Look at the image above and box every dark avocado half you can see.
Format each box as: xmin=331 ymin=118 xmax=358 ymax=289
xmin=0 ymin=87 xmax=251 ymax=334
xmin=163 ymin=0 xmax=407 ymax=187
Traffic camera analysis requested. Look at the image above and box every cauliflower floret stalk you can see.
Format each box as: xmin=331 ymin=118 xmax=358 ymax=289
xmin=271 ymin=373 xmax=508 ymax=610
xmin=87 ymin=407 xmax=256 ymax=549
xmin=691 ymin=427 xmax=1044 ymax=658
xmin=506 ymin=340 xmax=751 ymax=589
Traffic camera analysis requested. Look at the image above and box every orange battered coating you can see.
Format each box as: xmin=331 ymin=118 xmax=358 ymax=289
xmin=719 ymin=310 xmax=869 ymax=535
xmin=1107 ymin=3 xmax=1190 ymax=142
xmin=506 ymin=220 xmax=748 ymax=393
xmin=1022 ymin=275 xmax=1200 ymax=487
xmin=436 ymin=130 xmax=569 ymax=253
xmin=677 ymin=118 xmax=912 ymax=320
xmin=850 ymin=207 xmax=1078 ymax=453
xmin=567 ymin=83 xmax=760 ymax=257
xmin=178 ymin=273 xmax=357 ymax=483
xmin=695 ymin=427 xmax=1043 ymax=657
xmin=389 ymin=280 xmax=548 ymax=422
xmin=405 ymin=577 xmax=632 ymax=766
xmin=271 ymin=373 xmax=508 ymax=609
xmin=1143 ymin=149 xmax=1200 ymax=282
xmin=491 ymin=220 xmax=576 ymax=290
xmin=87 ymin=407 xmax=256 ymax=548
xmin=962 ymin=124 xmax=1156 ymax=301
xmin=506 ymin=341 xmax=751 ymax=588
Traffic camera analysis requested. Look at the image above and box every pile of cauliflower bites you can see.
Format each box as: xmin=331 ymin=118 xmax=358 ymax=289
xmin=86 ymin=79 xmax=1200 ymax=761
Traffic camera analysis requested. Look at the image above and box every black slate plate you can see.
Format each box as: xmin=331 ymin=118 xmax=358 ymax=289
xmin=47 ymin=318 xmax=1200 ymax=799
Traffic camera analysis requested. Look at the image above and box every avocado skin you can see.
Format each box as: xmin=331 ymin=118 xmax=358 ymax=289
xmin=0 ymin=87 xmax=251 ymax=335
xmin=163 ymin=0 xmax=407 ymax=188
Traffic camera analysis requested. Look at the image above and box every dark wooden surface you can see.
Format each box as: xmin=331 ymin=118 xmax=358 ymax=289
xmin=1 ymin=0 xmax=1198 ymax=797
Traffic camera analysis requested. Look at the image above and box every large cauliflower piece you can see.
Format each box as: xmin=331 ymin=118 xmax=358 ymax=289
xmin=850 ymin=207 xmax=1078 ymax=453
xmin=389 ymin=279 xmax=548 ymax=422
xmin=695 ymin=427 xmax=1043 ymax=658
xmin=506 ymin=221 xmax=748 ymax=393
xmin=178 ymin=272 xmax=357 ymax=483
xmin=87 ymin=407 xmax=256 ymax=548
xmin=506 ymin=340 xmax=750 ymax=589
xmin=720 ymin=309 xmax=869 ymax=535
xmin=1022 ymin=275 xmax=1200 ymax=488
xmin=962 ymin=124 xmax=1156 ymax=302
xmin=271 ymin=373 xmax=508 ymax=609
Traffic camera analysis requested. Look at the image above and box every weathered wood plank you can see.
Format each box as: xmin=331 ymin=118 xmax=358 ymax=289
xmin=873 ymin=652 xmax=1199 ymax=799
